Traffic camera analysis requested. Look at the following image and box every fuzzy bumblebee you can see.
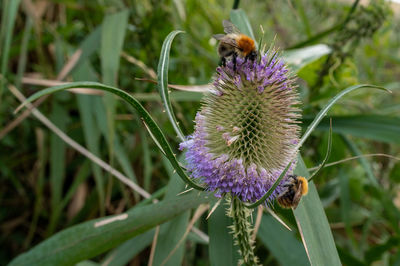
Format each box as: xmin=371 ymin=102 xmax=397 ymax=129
xmin=213 ymin=20 xmax=257 ymax=69
xmin=277 ymin=175 xmax=308 ymax=209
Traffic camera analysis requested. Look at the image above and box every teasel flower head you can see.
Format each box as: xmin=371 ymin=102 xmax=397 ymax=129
xmin=180 ymin=48 xmax=301 ymax=204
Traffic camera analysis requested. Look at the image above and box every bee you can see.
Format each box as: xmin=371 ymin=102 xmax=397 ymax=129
xmin=277 ymin=175 xmax=308 ymax=209
xmin=213 ymin=20 xmax=257 ymax=70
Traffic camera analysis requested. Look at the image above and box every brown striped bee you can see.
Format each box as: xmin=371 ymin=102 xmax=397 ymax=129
xmin=213 ymin=20 xmax=257 ymax=70
xmin=277 ymin=175 xmax=308 ymax=209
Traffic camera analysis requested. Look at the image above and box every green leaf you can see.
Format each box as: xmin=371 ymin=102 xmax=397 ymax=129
xmin=157 ymin=30 xmax=186 ymax=141
xmin=303 ymin=115 xmax=400 ymax=145
xmin=101 ymin=229 xmax=155 ymax=266
xmin=46 ymin=100 xmax=69 ymax=235
xmin=341 ymin=135 xmax=378 ymax=186
xmin=9 ymin=192 xmax=209 ymax=266
xmin=293 ymin=156 xmax=341 ymax=266
xmin=101 ymin=10 xmax=129 ymax=85
xmin=75 ymin=261 xmax=100 ymax=266
xmin=208 ymin=201 xmax=240 ymax=266
xmin=338 ymin=168 xmax=358 ymax=250
xmin=0 ymin=0 xmax=22 ymax=103
xmin=49 ymin=102 xmax=68 ymax=208
xmin=100 ymin=10 xmax=130 ymax=170
xmin=230 ymin=9 xmax=256 ymax=40
xmin=336 ymin=246 xmax=365 ymax=266
xmin=365 ymin=236 xmax=400 ymax=264
xmin=15 ymin=81 xmax=205 ymax=191
xmin=282 ymin=44 xmax=332 ymax=72
xmin=152 ymin=157 xmax=190 ymax=266
xmin=70 ymin=26 xmax=102 ymax=76
xmin=74 ymin=61 xmax=105 ymax=214
xmin=258 ymin=214 xmax=308 ymax=266
xmin=15 ymin=17 xmax=33 ymax=88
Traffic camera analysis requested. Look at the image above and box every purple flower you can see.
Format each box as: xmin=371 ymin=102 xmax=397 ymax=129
xmin=180 ymin=49 xmax=301 ymax=204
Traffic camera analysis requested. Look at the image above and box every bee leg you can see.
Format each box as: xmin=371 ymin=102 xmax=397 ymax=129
xmin=221 ymin=57 xmax=226 ymax=67
xmin=232 ymin=53 xmax=237 ymax=71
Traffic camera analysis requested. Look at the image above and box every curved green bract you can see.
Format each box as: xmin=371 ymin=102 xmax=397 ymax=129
xmin=16 ymin=81 xmax=206 ymax=191
xmin=308 ymin=118 xmax=332 ymax=182
xmin=295 ymin=84 xmax=388 ymax=151
xmin=243 ymin=161 xmax=292 ymax=209
xmin=157 ymin=30 xmax=186 ymax=142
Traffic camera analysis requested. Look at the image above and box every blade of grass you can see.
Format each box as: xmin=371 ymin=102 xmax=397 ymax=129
xmin=16 ymin=18 xmax=33 ymax=88
xmin=140 ymin=127 xmax=153 ymax=191
xmin=77 ymin=94 xmax=106 ymax=210
xmin=46 ymin=101 xmax=69 ymax=236
xmin=161 ymin=204 xmax=209 ymax=266
xmin=293 ymin=156 xmax=341 ymax=265
xmin=24 ymin=128 xmax=47 ymax=248
xmin=101 ymin=10 xmax=129 ymax=121
xmin=9 ymin=192 xmax=209 ymax=266
xmin=303 ymin=115 xmax=400 ymax=145
xmin=100 ymin=11 xmax=129 ymax=208
xmin=208 ymin=200 xmax=240 ymax=266
xmin=230 ymin=9 xmax=256 ymax=41
xmin=59 ymin=160 xmax=91 ymax=211
xmin=101 ymin=229 xmax=155 ymax=266
xmin=258 ymin=214 xmax=308 ymax=266
xmin=15 ymin=81 xmax=205 ymax=190
xmin=76 ymin=261 xmax=100 ymax=266
xmin=0 ymin=0 xmax=22 ymax=104
xmin=282 ymin=44 xmax=332 ymax=72
xmin=100 ymin=10 xmax=129 ymax=200
xmin=338 ymin=169 xmax=358 ymax=251
xmin=70 ymin=26 xmax=102 ymax=75
xmin=74 ymin=61 xmax=106 ymax=214
xmin=157 ymin=30 xmax=186 ymax=141
xmin=153 ymin=156 xmax=191 ymax=266
xmin=308 ymin=153 xmax=400 ymax=171
xmin=287 ymin=0 xmax=360 ymax=49
xmin=114 ymin=137 xmax=140 ymax=201
xmin=341 ymin=135 xmax=378 ymax=186
xmin=295 ymin=0 xmax=312 ymax=37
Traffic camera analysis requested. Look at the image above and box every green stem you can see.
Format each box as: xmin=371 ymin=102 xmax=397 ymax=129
xmin=232 ymin=0 xmax=240 ymax=9
xmin=229 ymin=197 xmax=260 ymax=266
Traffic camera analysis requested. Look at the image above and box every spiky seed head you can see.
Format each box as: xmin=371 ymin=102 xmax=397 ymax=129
xmin=180 ymin=48 xmax=301 ymax=204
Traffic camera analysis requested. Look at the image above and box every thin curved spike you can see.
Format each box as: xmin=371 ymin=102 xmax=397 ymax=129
xmin=243 ymin=161 xmax=293 ymax=209
xmin=308 ymin=118 xmax=333 ymax=182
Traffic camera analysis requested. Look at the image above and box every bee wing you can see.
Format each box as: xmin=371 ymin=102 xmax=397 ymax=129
xmin=212 ymin=34 xmax=226 ymax=40
xmin=222 ymin=20 xmax=241 ymax=34
xmin=213 ymin=34 xmax=240 ymax=48
xmin=291 ymin=183 xmax=304 ymax=209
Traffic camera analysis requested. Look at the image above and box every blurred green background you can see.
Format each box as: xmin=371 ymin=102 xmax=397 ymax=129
xmin=1 ymin=0 xmax=400 ymax=265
